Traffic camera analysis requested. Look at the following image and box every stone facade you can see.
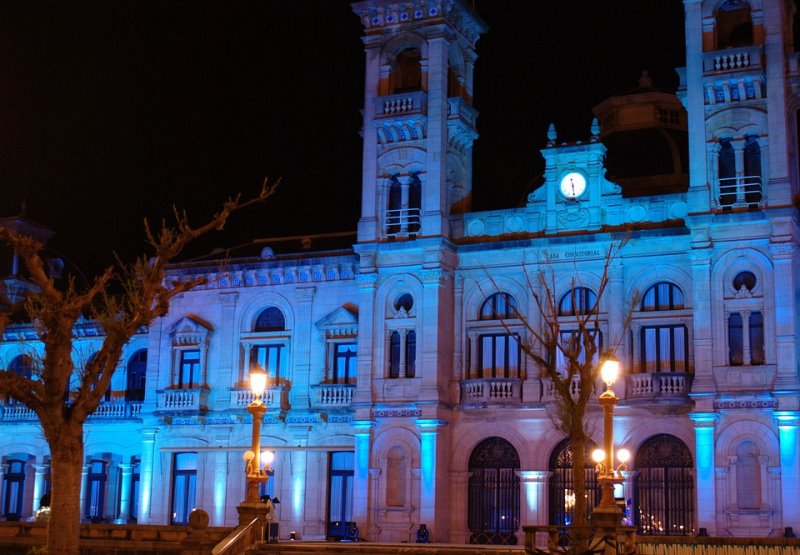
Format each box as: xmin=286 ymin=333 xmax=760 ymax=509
xmin=2 ymin=0 xmax=800 ymax=545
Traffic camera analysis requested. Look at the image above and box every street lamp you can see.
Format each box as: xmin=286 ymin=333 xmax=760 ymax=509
xmin=593 ymin=354 xmax=628 ymax=516
xmin=244 ymin=367 xmax=269 ymax=504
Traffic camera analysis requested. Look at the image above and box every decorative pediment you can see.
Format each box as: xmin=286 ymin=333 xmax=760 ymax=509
xmin=316 ymin=305 xmax=359 ymax=338
xmin=171 ymin=315 xmax=213 ymax=346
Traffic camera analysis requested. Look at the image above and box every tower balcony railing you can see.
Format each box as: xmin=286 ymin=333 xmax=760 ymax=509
xmin=375 ymin=91 xmax=427 ymax=117
xmin=703 ymin=44 xmax=763 ymax=75
xmin=716 ymin=175 xmax=763 ymax=210
xmin=626 ymin=372 xmax=693 ymax=400
xmin=447 ymin=96 xmax=478 ymax=128
xmin=460 ymin=378 xmax=522 ymax=405
xmin=229 ymin=386 xmax=284 ymax=411
xmin=385 ymin=208 xmax=421 ymax=237
xmin=309 ymin=383 xmax=356 ymax=409
xmin=156 ymin=388 xmax=208 ymax=412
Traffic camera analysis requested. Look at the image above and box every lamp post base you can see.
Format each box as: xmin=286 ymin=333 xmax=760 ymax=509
xmin=237 ymin=501 xmax=270 ymax=528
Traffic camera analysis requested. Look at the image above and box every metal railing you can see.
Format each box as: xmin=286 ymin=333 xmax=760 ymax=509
xmin=717 ymin=175 xmax=763 ymax=209
xmin=385 ymin=208 xmax=421 ymax=237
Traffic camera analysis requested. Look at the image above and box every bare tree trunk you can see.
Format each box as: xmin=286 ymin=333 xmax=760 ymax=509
xmin=571 ymin=435 xmax=589 ymax=553
xmin=46 ymin=425 xmax=84 ymax=555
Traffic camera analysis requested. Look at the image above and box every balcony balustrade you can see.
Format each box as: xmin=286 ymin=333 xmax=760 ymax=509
xmin=88 ymin=400 xmax=143 ymax=419
xmin=229 ymin=386 xmax=284 ymax=411
xmin=626 ymin=372 xmax=692 ymax=400
xmin=703 ymin=45 xmax=763 ymax=75
xmin=540 ymin=375 xmax=583 ymax=402
xmin=447 ymin=96 xmax=478 ymax=128
xmin=375 ymin=91 xmax=427 ymax=117
xmin=0 ymin=402 xmax=37 ymax=421
xmin=310 ymin=383 xmax=355 ymax=409
xmin=460 ymin=378 xmax=521 ymax=405
xmin=156 ymin=388 xmax=208 ymax=412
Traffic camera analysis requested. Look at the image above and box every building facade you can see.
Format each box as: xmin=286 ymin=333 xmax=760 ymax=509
xmin=2 ymin=0 xmax=800 ymax=544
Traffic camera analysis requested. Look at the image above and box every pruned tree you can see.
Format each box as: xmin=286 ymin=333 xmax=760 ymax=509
xmin=0 ymin=179 xmax=276 ymax=555
xmin=485 ymin=243 xmax=637 ymax=550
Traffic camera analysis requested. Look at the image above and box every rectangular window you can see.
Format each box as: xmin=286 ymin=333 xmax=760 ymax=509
xmin=3 ymin=460 xmax=26 ymax=520
xmin=333 ymin=342 xmax=357 ymax=383
xmin=328 ymin=452 xmax=354 ymax=531
xmin=85 ymin=460 xmax=107 ymax=521
xmin=556 ymin=330 xmax=602 ymax=374
xmin=479 ymin=334 xmax=520 ymax=378
xmin=641 ymin=325 xmax=687 ymax=372
xmin=179 ymin=350 xmax=200 ymax=388
xmin=251 ymin=344 xmax=286 ymax=381
xmin=171 ymin=452 xmax=197 ymax=525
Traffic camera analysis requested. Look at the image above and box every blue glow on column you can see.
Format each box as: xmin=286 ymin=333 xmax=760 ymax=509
xmin=776 ymin=413 xmax=799 ymax=467
xmin=524 ymin=480 xmax=537 ymax=513
xmin=213 ymin=457 xmax=227 ymax=524
xmin=354 ymin=421 xmax=372 ymax=475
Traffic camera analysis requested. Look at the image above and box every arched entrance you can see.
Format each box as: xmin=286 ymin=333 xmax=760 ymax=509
xmin=548 ymin=438 xmax=599 ymax=526
xmin=467 ymin=437 xmax=520 ymax=544
xmin=634 ymin=434 xmax=694 ymax=535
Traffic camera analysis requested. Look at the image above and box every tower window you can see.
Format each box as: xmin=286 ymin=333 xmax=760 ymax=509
xmin=716 ymin=0 xmax=753 ymax=49
xmin=390 ymin=48 xmax=422 ymax=93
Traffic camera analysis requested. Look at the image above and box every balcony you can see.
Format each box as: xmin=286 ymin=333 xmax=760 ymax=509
xmin=703 ymin=45 xmax=764 ymax=76
xmin=540 ymin=375 xmax=584 ymax=403
xmin=375 ymin=91 xmax=427 ymax=118
xmin=460 ymin=378 xmax=522 ymax=405
xmin=88 ymin=400 xmax=143 ymax=419
xmin=626 ymin=372 xmax=693 ymax=401
xmin=229 ymin=386 xmax=285 ymax=411
xmin=310 ymin=384 xmax=355 ymax=409
xmin=0 ymin=402 xmax=37 ymax=421
xmin=156 ymin=388 xmax=208 ymax=412
xmin=716 ymin=176 xmax=763 ymax=210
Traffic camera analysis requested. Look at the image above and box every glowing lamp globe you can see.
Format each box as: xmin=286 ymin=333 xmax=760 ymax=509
xmin=250 ymin=368 xmax=268 ymax=396
xmin=600 ymin=355 xmax=620 ymax=386
xmin=617 ymin=448 xmax=631 ymax=464
xmin=592 ymin=448 xmax=606 ymax=463
xmin=262 ymin=450 xmax=275 ymax=465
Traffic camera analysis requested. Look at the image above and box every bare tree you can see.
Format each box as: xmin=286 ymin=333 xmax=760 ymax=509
xmin=0 ymin=180 xmax=276 ymax=555
xmin=485 ymin=243 xmax=636 ymax=550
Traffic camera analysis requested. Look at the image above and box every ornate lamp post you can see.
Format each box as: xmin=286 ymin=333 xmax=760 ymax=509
xmin=244 ymin=367 xmax=269 ymax=504
xmin=591 ymin=354 xmax=630 ymax=526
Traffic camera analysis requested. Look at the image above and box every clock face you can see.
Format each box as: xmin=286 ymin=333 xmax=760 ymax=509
xmin=559 ymin=171 xmax=587 ymax=199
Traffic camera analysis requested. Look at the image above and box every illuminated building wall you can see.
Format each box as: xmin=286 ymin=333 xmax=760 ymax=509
xmin=1 ymin=0 xmax=799 ymax=543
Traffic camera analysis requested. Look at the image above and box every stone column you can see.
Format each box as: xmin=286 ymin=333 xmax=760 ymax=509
xmin=771 ymin=244 xmax=798 ymax=388
xmin=137 ymin=428 xmax=158 ymax=524
xmin=690 ymin=413 xmax=718 ymax=534
xmin=689 ymin=250 xmax=713 ymax=391
xmin=79 ymin=463 xmax=90 ymax=521
xmin=368 ymin=468 xmax=382 ymax=540
xmin=292 ymin=286 xmax=316 ymax=409
xmin=352 ymin=421 xmax=373 ymax=536
xmin=416 ymin=419 xmax=447 ymax=540
xmin=115 ymin=463 xmax=133 ymax=523
xmin=776 ymin=412 xmax=800 ymax=530
xmin=354 ymin=274 xmax=378 ymax=405
xmin=399 ymin=329 xmax=408 ymax=378
xmin=216 ymin=292 xmax=238 ymax=408
xmin=447 ymin=471 xmax=471 ymax=543
xmin=741 ymin=310 xmax=751 ymax=365
xmin=32 ymin=464 xmax=48 ymax=512
xmin=517 ymin=470 xmax=552 ymax=528
xmin=683 ymin=0 xmax=709 ymax=211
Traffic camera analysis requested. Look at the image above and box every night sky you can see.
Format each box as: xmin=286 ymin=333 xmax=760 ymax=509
xmin=0 ymin=1 xmax=685 ymax=280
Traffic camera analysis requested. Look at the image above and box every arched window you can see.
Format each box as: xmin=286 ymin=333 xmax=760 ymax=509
xmin=548 ymin=438 xmax=599 ymax=526
xmin=254 ymin=307 xmax=285 ymax=332
xmin=8 ymin=355 xmax=33 ymax=378
xmin=642 ymin=282 xmax=685 ymax=311
xmin=716 ymin=0 xmax=753 ymax=49
xmin=480 ymin=293 xmax=519 ymax=320
xmin=634 ymin=434 xmax=694 ymax=535
xmin=126 ymin=350 xmax=147 ymax=402
xmin=468 ymin=437 xmax=520 ymax=545
xmin=558 ymin=287 xmax=597 ymax=316
xmin=394 ymin=293 xmax=414 ymax=313
xmin=389 ymin=48 xmax=422 ymax=93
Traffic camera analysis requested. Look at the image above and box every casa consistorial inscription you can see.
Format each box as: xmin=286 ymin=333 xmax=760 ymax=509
xmin=541 ymin=247 xmax=604 ymax=261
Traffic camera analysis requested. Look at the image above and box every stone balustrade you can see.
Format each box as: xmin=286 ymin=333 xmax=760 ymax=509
xmin=310 ymin=384 xmax=355 ymax=408
xmin=156 ymin=388 xmax=207 ymax=412
xmin=627 ymin=372 xmax=692 ymax=399
xmin=375 ymin=91 xmax=427 ymax=117
xmin=229 ymin=387 xmax=283 ymax=410
xmin=460 ymin=378 xmax=521 ymax=405
xmin=703 ymin=45 xmax=763 ymax=74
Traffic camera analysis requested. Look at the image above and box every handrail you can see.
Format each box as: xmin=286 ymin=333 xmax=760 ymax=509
xmin=211 ymin=517 xmax=261 ymax=555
